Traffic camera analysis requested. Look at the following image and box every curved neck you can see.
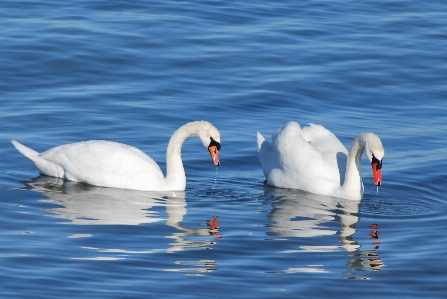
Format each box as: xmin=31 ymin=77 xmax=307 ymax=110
xmin=165 ymin=122 xmax=202 ymax=190
xmin=340 ymin=135 xmax=365 ymax=198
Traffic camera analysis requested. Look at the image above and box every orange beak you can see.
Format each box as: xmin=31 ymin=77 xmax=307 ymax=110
xmin=372 ymin=162 xmax=382 ymax=186
xmin=208 ymin=145 xmax=220 ymax=166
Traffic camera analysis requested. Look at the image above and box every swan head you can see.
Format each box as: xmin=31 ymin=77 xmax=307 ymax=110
xmin=362 ymin=133 xmax=384 ymax=186
xmin=208 ymin=137 xmax=221 ymax=166
xmin=195 ymin=121 xmax=221 ymax=166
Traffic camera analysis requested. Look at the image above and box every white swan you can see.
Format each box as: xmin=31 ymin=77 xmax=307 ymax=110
xmin=12 ymin=121 xmax=221 ymax=191
xmin=257 ymin=122 xmax=384 ymax=200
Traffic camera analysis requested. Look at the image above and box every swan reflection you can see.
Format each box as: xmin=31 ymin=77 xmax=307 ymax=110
xmin=21 ymin=176 xmax=220 ymax=255
xmin=263 ymin=186 xmax=385 ymax=275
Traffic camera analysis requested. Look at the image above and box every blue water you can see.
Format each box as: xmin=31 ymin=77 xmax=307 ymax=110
xmin=1 ymin=0 xmax=446 ymax=298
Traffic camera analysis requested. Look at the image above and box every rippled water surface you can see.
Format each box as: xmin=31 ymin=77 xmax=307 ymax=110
xmin=1 ymin=1 xmax=446 ymax=298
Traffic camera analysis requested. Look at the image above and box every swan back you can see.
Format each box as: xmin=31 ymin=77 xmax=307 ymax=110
xmin=258 ymin=122 xmax=348 ymax=195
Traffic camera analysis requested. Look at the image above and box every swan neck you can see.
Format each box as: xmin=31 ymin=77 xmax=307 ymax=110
xmin=341 ymin=135 xmax=365 ymax=197
xmin=165 ymin=123 xmax=201 ymax=190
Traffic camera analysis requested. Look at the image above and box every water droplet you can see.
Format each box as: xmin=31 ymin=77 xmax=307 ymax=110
xmin=212 ymin=166 xmax=218 ymax=190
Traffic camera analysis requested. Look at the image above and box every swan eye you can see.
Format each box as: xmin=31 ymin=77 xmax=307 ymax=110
xmin=371 ymin=154 xmax=382 ymax=169
xmin=209 ymin=137 xmax=221 ymax=150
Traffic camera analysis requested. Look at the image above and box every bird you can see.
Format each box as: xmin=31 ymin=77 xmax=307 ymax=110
xmin=12 ymin=121 xmax=221 ymax=191
xmin=257 ymin=121 xmax=384 ymax=200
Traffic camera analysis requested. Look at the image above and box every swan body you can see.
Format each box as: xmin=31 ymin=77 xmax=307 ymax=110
xmin=12 ymin=121 xmax=221 ymax=191
xmin=257 ymin=122 xmax=384 ymax=200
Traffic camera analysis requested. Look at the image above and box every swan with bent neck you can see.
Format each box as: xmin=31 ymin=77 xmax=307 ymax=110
xmin=12 ymin=121 xmax=221 ymax=191
xmin=257 ymin=122 xmax=384 ymax=200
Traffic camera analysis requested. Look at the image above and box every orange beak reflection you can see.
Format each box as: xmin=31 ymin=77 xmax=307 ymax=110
xmin=208 ymin=145 xmax=220 ymax=166
xmin=372 ymin=162 xmax=382 ymax=186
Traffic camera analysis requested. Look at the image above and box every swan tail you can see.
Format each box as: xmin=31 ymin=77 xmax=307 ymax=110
xmin=257 ymin=132 xmax=273 ymax=178
xmin=11 ymin=140 xmax=40 ymax=158
xmin=257 ymin=132 xmax=266 ymax=151
xmin=11 ymin=140 xmax=64 ymax=177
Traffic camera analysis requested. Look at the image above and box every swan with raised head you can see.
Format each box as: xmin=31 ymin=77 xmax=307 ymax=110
xmin=257 ymin=121 xmax=384 ymax=200
xmin=12 ymin=121 xmax=221 ymax=191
